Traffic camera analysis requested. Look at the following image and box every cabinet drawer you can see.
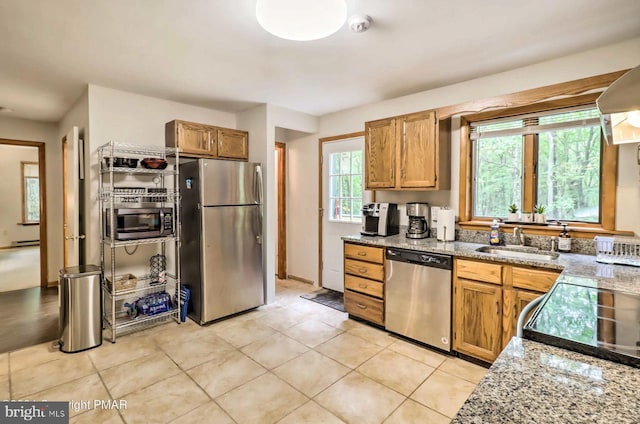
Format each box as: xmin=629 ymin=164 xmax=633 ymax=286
xmin=344 ymin=259 xmax=384 ymax=281
xmin=345 ymin=274 xmax=384 ymax=298
xmin=456 ymin=259 xmax=502 ymax=285
xmin=512 ymin=267 xmax=559 ymax=292
xmin=345 ymin=290 xmax=384 ymax=325
xmin=344 ymin=243 xmax=384 ymax=264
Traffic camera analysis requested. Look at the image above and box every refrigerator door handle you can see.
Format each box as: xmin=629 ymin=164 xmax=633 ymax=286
xmin=255 ymin=164 xmax=263 ymax=205
xmin=255 ymin=164 xmax=263 ymax=245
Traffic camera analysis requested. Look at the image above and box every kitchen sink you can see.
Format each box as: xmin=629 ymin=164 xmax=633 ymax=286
xmin=475 ymin=246 xmax=559 ymax=260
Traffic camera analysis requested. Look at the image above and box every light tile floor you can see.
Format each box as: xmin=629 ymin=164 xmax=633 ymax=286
xmin=1 ymin=279 xmax=487 ymax=423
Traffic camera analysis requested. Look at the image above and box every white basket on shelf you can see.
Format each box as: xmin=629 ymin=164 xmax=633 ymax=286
xmin=594 ymin=236 xmax=640 ymax=267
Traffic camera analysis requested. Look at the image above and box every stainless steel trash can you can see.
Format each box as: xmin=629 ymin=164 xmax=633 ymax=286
xmin=59 ymin=265 xmax=103 ymax=353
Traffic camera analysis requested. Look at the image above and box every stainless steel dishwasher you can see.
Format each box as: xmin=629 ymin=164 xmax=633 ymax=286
xmin=385 ymin=247 xmax=453 ymax=351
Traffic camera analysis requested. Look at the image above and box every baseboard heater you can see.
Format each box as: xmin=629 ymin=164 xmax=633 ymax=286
xmin=12 ymin=240 xmax=40 ymax=247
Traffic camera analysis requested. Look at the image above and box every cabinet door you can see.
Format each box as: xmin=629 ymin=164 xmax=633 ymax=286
xmin=399 ymin=111 xmax=437 ymax=188
xmin=454 ymin=278 xmax=502 ymax=363
xmin=502 ymin=289 xmax=544 ymax=348
xmin=177 ymin=121 xmax=215 ymax=156
xmin=217 ymin=128 xmax=249 ymax=160
xmin=365 ymin=118 xmax=396 ymax=189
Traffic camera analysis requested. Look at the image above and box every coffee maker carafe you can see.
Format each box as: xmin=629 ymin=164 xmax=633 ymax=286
xmin=406 ymin=202 xmax=430 ymax=239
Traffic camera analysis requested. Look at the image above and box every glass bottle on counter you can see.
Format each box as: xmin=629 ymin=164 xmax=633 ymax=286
xmin=558 ymin=224 xmax=571 ymax=253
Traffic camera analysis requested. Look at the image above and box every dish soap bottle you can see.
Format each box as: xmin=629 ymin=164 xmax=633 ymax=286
xmin=558 ymin=224 xmax=571 ymax=253
xmin=489 ymin=219 xmax=501 ymax=246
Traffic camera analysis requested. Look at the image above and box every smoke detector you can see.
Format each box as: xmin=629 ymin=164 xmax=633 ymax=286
xmin=348 ymin=14 xmax=372 ymax=33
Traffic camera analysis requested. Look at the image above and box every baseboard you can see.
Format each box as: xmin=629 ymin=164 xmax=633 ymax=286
xmin=286 ymin=274 xmax=315 ymax=285
xmin=47 ymin=280 xmax=59 ymax=288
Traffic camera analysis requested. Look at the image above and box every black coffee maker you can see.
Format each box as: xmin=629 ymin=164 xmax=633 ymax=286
xmin=406 ymin=202 xmax=430 ymax=239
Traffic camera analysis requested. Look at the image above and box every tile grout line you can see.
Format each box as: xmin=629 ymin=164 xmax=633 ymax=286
xmin=87 ymin=352 xmax=128 ymax=424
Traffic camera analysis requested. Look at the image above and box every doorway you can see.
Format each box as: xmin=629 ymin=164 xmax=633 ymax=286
xmin=275 ymin=142 xmax=287 ymax=279
xmin=0 ymin=139 xmax=47 ymax=289
xmin=318 ymin=133 xmax=370 ymax=292
xmin=0 ymin=138 xmax=56 ymax=353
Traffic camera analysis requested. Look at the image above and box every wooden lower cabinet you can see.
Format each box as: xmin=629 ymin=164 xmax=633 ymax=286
xmin=502 ymin=288 xmax=544 ymax=347
xmin=344 ymin=290 xmax=384 ymax=325
xmin=343 ymin=242 xmax=385 ymax=326
xmin=453 ymin=258 xmax=560 ymax=363
xmin=453 ymin=278 xmax=503 ymax=363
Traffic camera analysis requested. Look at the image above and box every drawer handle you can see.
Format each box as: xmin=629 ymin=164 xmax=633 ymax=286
xmin=357 ymin=251 xmax=367 ymax=256
xmin=496 ymin=301 xmax=499 ymax=315
xmin=358 ymin=268 xmax=368 ymax=273
xmin=358 ymin=284 xmax=368 ymax=289
xmin=356 ymin=303 xmax=367 ymax=309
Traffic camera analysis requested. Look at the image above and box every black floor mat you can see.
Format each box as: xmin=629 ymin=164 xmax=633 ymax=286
xmin=300 ymin=288 xmax=345 ymax=312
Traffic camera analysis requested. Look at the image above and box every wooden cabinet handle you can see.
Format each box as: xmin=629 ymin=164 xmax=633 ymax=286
xmin=496 ymin=301 xmax=499 ymax=315
xmin=357 ymin=251 xmax=367 ymax=256
xmin=358 ymin=284 xmax=368 ymax=289
xmin=514 ymin=304 xmax=517 ymax=319
xmin=358 ymin=268 xmax=368 ymax=273
xmin=357 ymin=304 xmax=367 ymax=309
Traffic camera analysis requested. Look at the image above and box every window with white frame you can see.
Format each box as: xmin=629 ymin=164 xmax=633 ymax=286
xmin=470 ymin=106 xmax=603 ymax=223
xmin=329 ymin=150 xmax=363 ymax=222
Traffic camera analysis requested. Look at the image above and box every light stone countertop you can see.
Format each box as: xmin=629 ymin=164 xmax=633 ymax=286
xmin=451 ymin=338 xmax=640 ymax=424
xmin=341 ymin=233 xmax=640 ymax=295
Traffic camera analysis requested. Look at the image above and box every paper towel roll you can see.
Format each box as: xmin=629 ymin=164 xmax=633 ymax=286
xmin=437 ymin=208 xmax=455 ymax=241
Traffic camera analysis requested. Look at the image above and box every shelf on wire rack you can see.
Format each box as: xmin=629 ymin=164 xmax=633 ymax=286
xmin=104 ymin=308 xmax=179 ymax=333
xmin=100 ymin=166 xmax=177 ymax=175
xmin=98 ymin=142 xmax=178 ymax=157
xmin=102 ymin=236 xmax=177 ymax=248
xmin=103 ymin=274 xmax=178 ymax=299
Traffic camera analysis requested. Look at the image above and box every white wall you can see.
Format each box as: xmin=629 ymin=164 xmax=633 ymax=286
xmin=0 ymin=145 xmax=40 ymax=246
xmin=239 ymin=104 xmax=318 ymax=302
xmin=287 ymin=37 xmax=640 ymax=285
xmin=0 ymin=115 xmax=61 ymax=282
xmin=85 ymin=84 xmax=238 ymax=275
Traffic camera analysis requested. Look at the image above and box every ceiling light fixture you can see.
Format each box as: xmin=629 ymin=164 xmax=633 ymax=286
xmin=256 ymin=0 xmax=347 ymax=41
xmin=0 ymin=107 xmax=13 ymax=113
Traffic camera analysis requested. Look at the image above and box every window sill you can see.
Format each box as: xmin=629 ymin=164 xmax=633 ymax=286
xmin=458 ymin=221 xmax=634 ymax=239
xmin=18 ymin=222 xmax=39 ymax=226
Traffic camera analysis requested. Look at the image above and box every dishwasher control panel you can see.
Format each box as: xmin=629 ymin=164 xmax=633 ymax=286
xmin=386 ymin=248 xmax=452 ymax=270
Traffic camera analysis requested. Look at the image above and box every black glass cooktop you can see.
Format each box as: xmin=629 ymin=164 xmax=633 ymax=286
xmin=524 ymin=281 xmax=640 ymax=368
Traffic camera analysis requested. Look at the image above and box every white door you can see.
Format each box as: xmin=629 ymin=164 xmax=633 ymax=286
xmin=321 ymin=137 xmax=371 ymax=292
xmin=62 ymin=126 xmax=82 ymax=267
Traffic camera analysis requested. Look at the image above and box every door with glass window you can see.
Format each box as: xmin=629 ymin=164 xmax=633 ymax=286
xmin=322 ymin=137 xmax=370 ymax=292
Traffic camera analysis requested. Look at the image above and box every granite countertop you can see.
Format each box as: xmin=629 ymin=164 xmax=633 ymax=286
xmin=451 ymin=337 xmax=640 ymax=424
xmin=342 ymin=234 xmax=640 ymax=296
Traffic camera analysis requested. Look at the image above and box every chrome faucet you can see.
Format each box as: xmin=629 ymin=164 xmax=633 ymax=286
xmin=513 ymin=226 xmax=525 ymax=246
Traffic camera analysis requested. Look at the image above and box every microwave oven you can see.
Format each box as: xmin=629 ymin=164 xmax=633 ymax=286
xmin=106 ymin=208 xmax=174 ymax=240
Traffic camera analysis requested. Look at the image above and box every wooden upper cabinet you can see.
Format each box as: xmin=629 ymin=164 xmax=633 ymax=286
xmin=454 ymin=278 xmax=503 ymax=363
xmin=364 ymin=110 xmax=450 ymax=191
xmin=399 ymin=111 xmax=436 ymax=188
xmin=365 ymin=118 xmax=396 ymax=188
xmin=166 ymin=120 xmax=215 ymax=157
xmin=217 ymin=128 xmax=249 ymax=160
xmin=166 ymin=120 xmax=248 ymax=161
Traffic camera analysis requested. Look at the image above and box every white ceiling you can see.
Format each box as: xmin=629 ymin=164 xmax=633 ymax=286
xmin=1 ymin=0 xmax=639 ymax=122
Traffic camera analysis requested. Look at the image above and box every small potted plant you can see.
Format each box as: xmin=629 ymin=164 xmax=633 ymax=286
xmin=534 ymin=205 xmax=546 ymax=224
xmin=507 ymin=203 xmax=519 ymax=222
xmin=521 ymin=210 xmax=532 ymax=223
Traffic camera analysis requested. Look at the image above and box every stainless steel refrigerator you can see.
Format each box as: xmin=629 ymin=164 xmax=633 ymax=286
xmin=180 ymin=159 xmax=264 ymax=324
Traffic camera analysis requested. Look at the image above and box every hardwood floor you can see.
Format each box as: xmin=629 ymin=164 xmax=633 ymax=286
xmin=0 ymin=286 xmax=58 ymax=353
